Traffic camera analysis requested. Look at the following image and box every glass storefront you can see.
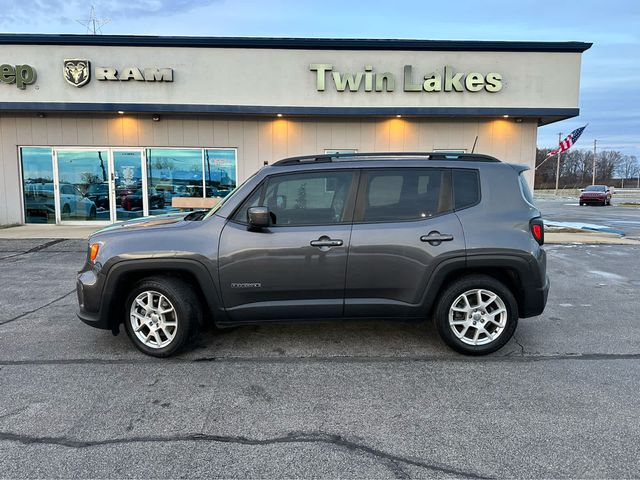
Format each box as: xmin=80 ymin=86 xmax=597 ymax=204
xmin=113 ymin=150 xmax=146 ymax=221
xmin=147 ymin=148 xmax=204 ymax=215
xmin=21 ymin=147 xmax=55 ymax=224
xmin=20 ymin=147 xmax=237 ymax=224
xmin=56 ymin=149 xmax=110 ymax=221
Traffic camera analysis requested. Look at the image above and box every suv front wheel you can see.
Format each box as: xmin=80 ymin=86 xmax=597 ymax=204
xmin=434 ymin=275 xmax=518 ymax=355
xmin=124 ymin=276 xmax=201 ymax=357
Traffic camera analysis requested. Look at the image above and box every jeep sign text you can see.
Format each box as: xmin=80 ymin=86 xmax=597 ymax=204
xmin=0 ymin=64 xmax=36 ymax=89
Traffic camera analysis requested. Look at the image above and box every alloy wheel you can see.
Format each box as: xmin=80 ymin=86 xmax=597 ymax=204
xmin=448 ymin=288 xmax=507 ymax=346
xmin=129 ymin=290 xmax=178 ymax=349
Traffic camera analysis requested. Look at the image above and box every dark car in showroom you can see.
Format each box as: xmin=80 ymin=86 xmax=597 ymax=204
xmin=119 ymin=184 xmax=165 ymax=211
xmin=579 ymin=185 xmax=612 ymax=206
xmin=86 ymin=183 xmax=110 ymax=211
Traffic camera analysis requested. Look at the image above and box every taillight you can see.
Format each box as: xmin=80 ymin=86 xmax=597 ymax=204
xmin=530 ymin=219 xmax=544 ymax=246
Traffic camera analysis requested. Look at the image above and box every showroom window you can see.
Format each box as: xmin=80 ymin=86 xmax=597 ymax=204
xmin=146 ymin=148 xmax=204 ymax=214
xmin=20 ymin=147 xmax=237 ymax=224
xmin=21 ymin=147 xmax=55 ymax=224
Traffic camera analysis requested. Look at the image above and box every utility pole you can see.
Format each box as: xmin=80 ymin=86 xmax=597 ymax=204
xmin=554 ymin=132 xmax=562 ymax=195
xmin=592 ymin=139 xmax=597 ymax=185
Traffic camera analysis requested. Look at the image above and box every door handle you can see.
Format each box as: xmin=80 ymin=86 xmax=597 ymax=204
xmin=310 ymin=236 xmax=343 ymax=248
xmin=420 ymin=231 xmax=454 ymax=246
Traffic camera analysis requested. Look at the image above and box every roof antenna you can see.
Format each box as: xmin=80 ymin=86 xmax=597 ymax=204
xmin=471 ymin=135 xmax=479 ymax=154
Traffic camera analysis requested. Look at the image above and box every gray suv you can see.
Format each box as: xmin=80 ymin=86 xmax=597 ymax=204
xmin=77 ymin=152 xmax=549 ymax=357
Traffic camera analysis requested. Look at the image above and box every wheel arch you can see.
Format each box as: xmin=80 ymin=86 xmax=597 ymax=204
xmin=423 ymin=253 xmax=540 ymax=319
xmin=101 ymin=258 xmax=223 ymax=334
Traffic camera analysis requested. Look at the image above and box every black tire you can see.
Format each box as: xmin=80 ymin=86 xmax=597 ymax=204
xmin=434 ymin=275 xmax=518 ymax=355
xmin=579 ymin=202 xmax=584 ymax=206
xmin=124 ymin=276 xmax=201 ymax=357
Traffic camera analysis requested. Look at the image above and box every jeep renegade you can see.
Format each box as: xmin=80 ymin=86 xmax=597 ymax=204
xmin=77 ymin=152 xmax=549 ymax=357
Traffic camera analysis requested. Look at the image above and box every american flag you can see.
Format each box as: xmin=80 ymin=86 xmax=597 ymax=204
xmin=547 ymin=125 xmax=587 ymax=156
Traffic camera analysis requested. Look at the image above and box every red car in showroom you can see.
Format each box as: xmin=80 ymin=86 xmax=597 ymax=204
xmin=579 ymin=185 xmax=612 ymax=206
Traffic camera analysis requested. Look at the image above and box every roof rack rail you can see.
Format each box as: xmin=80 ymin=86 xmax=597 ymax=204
xmin=272 ymin=152 xmax=500 ymax=166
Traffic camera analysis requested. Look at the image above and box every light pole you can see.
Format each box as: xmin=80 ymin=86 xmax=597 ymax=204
xmin=554 ymin=132 xmax=562 ymax=195
xmin=592 ymin=139 xmax=597 ymax=185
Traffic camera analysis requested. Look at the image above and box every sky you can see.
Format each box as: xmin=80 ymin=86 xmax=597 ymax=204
xmin=0 ymin=0 xmax=638 ymax=158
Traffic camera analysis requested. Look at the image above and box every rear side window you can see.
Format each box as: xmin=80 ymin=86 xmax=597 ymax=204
xmin=358 ymin=169 xmax=451 ymax=222
xmin=518 ymin=173 xmax=535 ymax=206
xmin=452 ymin=169 xmax=480 ymax=210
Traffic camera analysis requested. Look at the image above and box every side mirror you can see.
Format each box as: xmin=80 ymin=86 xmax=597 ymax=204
xmin=247 ymin=206 xmax=270 ymax=228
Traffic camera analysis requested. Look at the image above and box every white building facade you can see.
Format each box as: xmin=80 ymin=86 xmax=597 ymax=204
xmin=0 ymin=34 xmax=590 ymax=225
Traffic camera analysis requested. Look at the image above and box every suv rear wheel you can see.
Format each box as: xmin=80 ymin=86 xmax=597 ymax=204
xmin=434 ymin=275 xmax=518 ymax=355
xmin=124 ymin=276 xmax=201 ymax=357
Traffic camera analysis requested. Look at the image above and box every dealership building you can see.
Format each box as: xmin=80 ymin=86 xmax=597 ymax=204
xmin=0 ymin=34 xmax=590 ymax=226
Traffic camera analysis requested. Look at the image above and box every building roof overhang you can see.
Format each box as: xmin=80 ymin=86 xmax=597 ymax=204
xmin=0 ymin=102 xmax=578 ymax=125
xmin=0 ymin=33 xmax=592 ymax=53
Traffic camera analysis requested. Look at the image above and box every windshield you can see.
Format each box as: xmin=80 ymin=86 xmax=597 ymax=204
xmin=203 ymin=170 xmax=262 ymax=219
xmin=584 ymin=185 xmax=606 ymax=192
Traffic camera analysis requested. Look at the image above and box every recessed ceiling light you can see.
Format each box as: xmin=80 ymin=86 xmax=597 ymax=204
xmin=396 ymin=114 xmax=402 ymax=118
xmin=117 ymin=111 xmax=125 ymax=115
xmin=276 ymin=113 xmax=283 ymax=117
xmin=503 ymin=114 xmax=509 ymax=118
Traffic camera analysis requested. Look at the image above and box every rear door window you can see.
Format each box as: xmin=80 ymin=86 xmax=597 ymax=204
xmin=356 ymin=169 xmax=452 ymax=222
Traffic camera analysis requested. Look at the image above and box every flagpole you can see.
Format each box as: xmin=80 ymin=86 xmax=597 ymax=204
xmin=554 ymin=132 xmax=562 ymax=196
xmin=592 ymin=139 xmax=597 ymax=185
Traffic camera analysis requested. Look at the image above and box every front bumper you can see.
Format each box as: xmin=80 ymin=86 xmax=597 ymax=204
xmin=76 ymin=265 xmax=110 ymax=330
xmin=580 ymin=196 xmax=607 ymax=204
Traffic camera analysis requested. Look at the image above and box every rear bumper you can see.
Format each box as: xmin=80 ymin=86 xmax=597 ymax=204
xmin=520 ymin=274 xmax=550 ymax=318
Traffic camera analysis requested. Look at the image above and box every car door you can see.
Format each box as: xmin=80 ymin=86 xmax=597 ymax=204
xmin=218 ymin=169 xmax=358 ymax=322
xmin=344 ymin=167 xmax=466 ymax=318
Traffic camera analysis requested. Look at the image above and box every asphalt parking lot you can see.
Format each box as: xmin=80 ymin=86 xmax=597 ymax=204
xmin=536 ymin=195 xmax=640 ymax=238
xmin=1 ymin=237 xmax=639 ymax=478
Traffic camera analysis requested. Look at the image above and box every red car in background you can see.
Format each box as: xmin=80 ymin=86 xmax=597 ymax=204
xmin=579 ymin=185 xmax=612 ymax=206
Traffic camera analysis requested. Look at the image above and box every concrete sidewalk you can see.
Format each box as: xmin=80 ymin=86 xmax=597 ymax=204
xmin=0 ymin=225 xmax=100 ymax=239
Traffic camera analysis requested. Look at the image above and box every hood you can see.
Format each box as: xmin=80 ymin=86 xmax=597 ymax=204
xmin=92 ymin=212 xmax=192 ymax=236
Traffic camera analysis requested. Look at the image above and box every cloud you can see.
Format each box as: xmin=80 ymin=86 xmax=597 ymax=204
xmin=0 ymin=0 xmax=217 ymax=29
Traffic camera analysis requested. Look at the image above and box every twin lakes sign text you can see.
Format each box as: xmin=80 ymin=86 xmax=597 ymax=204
xmin=310 ymin=64 xmax=503 ymax=93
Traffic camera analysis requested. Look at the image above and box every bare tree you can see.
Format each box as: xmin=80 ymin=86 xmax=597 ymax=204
xmin=535 ymin=147 xmax=630 ymax=189
xmin=616 ymin=155 xmax=640 ymax=187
